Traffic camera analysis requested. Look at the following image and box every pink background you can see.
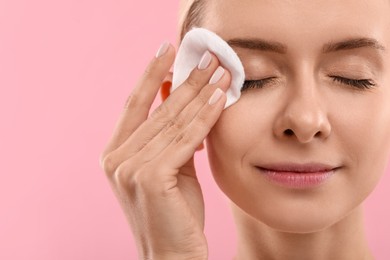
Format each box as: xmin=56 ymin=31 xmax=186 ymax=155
xmin=0 ymin=1 xmax=389 ymax=259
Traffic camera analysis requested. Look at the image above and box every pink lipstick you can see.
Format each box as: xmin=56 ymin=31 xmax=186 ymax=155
xmin=256 ymin=163 xmax=339 ymax=189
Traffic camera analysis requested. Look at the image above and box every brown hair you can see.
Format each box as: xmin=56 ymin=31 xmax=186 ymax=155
xmin=179 ymin=0 xmax=205 ymax=41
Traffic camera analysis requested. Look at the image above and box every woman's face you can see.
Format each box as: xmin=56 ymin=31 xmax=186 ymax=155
xmin=204 ymin=0 xmax=390 ymax=233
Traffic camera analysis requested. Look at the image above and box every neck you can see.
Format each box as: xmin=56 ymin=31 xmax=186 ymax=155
xmin=231 ymin=203 xmax=374 ymax=260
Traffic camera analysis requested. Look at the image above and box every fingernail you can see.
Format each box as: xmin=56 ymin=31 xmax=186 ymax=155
xmin=198 ymin=51 xmax=211 ymax=70
xmin=208 ymin=88 xmax=224 ymax=105
xmin=155 ymin=41 xmax=170 ymax=58
xmin=209 ymin=66 xmax=225 ymax=84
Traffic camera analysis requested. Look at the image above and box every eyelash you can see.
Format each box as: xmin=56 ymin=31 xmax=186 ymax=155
xmin=241 ymin=76 xmax=376 ymax=91
xmin=241 ymin=78 xmax=276 ymax=91
xmin=330 ymin=76 xmax=376 ymax=90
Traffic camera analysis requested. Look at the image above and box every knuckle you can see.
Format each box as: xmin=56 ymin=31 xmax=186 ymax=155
xmin=160 ymin=120 xmax=175 ymax=136
xmin=115 ymin=161 xmax=136 ymax=187
xmin=124 ymin=91 xmax=149 ymax=111
xmin=101 ymin=154 xmax=118 ymax=177
xmin=195 ymin=110 xmax=209 ymax=126
xmin=151 ymin=102 xmax=167 ymax=117
xmin=120 ymin=162 xmax=173 ymax=196
xmin=129 ymin=170 xmax=146 ymax=187
xmin=124 ymin=93 xmax=139 ymax=110
xmin=162 ymin=117 xmax=186 ymax=135
xmin=186 ymin=74 xmax=202 ymax=91
xmin=127 ymin=167 xmax=155 ymax=192
xmin=172 ymin=117 xmax=186 ymax=131
xmin=173 ymin=131 xmax=191 ymax=145
xmin=143 ymin=62 xmax=155 ymax=77
xmin=150 ymin=102 xmax=172 ymax=120
xmin=115 ymin=161 xmax=156 ymax=192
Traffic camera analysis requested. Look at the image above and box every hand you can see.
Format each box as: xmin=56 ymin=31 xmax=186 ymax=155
xmin=99 ymin=43 xmax=231 ymax=259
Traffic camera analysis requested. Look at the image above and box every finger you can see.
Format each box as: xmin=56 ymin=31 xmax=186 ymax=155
xmin=149 ymin=51 xmax=220 ymax=120
xmin=104 ymin=53 xmax=219 ymax=160
xmin=129 ymin=67 xmax=231 ymax=166
xmin=159 ymin=78 xmax=200 ymax=149
xmin=100 ymin=42 xmax=175 ymax=162
xmin=104 ymin=57 xmax=224 ymax=172
xmin=158 ymin=86 xmax=227 ymax=171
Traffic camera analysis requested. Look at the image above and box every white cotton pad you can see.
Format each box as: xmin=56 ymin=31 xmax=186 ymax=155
xmin=171 ymin=27 xmax=245 ymax=109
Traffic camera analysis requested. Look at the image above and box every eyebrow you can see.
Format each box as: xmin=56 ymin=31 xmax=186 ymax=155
xmin=226 ymin=37 xmax=386 ymax=54
xmin=227 ymin=38 xmax=287 ymax=54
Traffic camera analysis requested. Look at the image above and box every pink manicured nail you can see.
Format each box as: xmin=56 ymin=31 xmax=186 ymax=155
xmin=209 ymin=66 xmax=225 ymax=84
xmin=155 ymin=41 xmax=170 ymax=58
xmin=208 ymin=88 xmax=224 ymax=105
xmin=198 ymin=51 xmax=212 ymax=70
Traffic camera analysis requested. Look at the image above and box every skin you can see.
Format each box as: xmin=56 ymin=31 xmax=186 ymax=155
xmin=202 ymin=0 xmax=390 ymax=259
xmin=100 ymin=0 xmax=390 ymax=259
xmin=100 ymin=45 xmax=230 ymax=259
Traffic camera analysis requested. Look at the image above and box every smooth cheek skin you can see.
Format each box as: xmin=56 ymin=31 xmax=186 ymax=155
xmin=204 ymin=0 xmax=390 ymax=233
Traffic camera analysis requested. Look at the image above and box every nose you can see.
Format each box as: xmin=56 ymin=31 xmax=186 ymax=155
xmin=273 ymin=81 xmax=331 ymax=143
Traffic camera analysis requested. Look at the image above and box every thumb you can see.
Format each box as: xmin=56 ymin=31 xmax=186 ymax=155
xmin=180 ymin=155 xmax=196 ymax=176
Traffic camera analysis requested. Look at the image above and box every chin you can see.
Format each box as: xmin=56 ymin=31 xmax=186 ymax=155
xmin=219 ymin=184 xmax=346 ymax=235
xmin=230 ymin=192 xmax=356 ymax=235
xmin=259 ymin=212 xmax=338 ymax=234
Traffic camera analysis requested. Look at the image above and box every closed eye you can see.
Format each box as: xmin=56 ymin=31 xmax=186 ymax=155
xmin=330 ymin=76 xmax=376 ymax=90
xmin=241 ymin=76 xmax=376 ymax=91
xmin=241 ymin=78 xmax=277 ymax=91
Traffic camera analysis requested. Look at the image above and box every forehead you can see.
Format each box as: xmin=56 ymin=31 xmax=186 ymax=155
xmin=203 ymin=0 xmax=390 ymax=46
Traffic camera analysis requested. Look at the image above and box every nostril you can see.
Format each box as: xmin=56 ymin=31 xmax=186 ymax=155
xmin=284 ymin=129 xmax=294 ymax=136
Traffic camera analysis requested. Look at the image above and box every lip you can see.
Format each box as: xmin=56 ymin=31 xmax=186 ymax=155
xmin=256 ymin=163 xmax=340 ymax=189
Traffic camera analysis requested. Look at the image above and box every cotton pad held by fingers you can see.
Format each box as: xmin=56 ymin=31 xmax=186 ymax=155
xmin=171 ymin=27 xmax=245 ymax=109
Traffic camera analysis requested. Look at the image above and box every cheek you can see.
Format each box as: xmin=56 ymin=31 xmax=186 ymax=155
xmin=205 ymin=97 xmax=272 ymax=201
xmin=334 ymin=89 xmax=390 ymax=183
xmin=207 ymin=91 xmax=275 ymax=150
xmin=206 ymin=104 xmax=251 ymax=192
xmin=206 ymin=95 xmax=272 ymax=171
xmin=208 ymin=94 xmax=279 ymax=163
